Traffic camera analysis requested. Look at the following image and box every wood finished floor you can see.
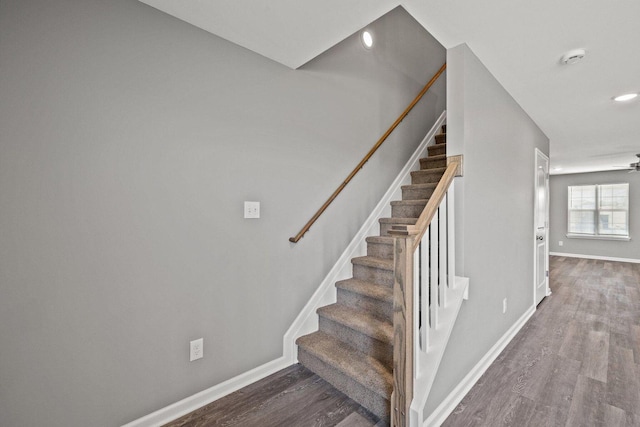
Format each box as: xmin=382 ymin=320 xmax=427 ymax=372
xmin=162 ymin=363 xmax=384 ymax=427
xmin=443 ymin=256 xmax=640 ymax=427
xmin=163 ymin=256 xmax=640 ymax=426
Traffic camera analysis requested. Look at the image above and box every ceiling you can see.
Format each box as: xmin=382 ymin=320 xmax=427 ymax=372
xmin=139 ymin=0 xmax=640 ymax=175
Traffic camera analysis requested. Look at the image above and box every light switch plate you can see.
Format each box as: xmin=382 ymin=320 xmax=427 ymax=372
xmin=190 ymin=338 xmax=203 ymax=361
xmin=244 ymin=201 xmax=260 ymax=219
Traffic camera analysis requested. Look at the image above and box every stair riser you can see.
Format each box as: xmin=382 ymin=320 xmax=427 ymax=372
xmin=402 ymin=186 xmax=436 ymax=200
xmin=353 ymin=264 xmax=393 ymax=287
xmin=297 ymin=349 xmax=390 ymax=420
xmin=435 ymin=134 xmax=446 ymax=145
xmin=428 ymin=144 xmax=446 ymax=156
xmin=391 ymin=202 xmax=426 ymax=218
xmin=420 ymin=157 xmax=447 ymax=169
xmin=411 ymin=170 xmax=445 ymax=184
xmin=336 ymin=288 xmax=393 ymax=322
xmin=318 ymin=317 xmax=392 ymax=365
xmin=366 ymin=241 xmax=393 ymax=259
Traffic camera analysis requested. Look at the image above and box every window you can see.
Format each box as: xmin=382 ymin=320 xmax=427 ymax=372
xmin=568 ymin=183 xmax=629 ymax=238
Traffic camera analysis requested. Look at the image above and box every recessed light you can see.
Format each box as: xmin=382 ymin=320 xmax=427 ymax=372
xmin=553 ymin=167 xmax=563 ymax=171
xmin=361 ymin=30 xmax=373 ymax=49
xmin=613 ymin=93 xmax=638 ymax=102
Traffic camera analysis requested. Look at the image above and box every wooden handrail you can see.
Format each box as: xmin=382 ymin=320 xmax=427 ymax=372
xmin=289 ymin=62 xmax=447 ymax=243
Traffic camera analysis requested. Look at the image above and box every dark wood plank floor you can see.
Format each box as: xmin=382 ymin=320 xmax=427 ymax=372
xmin=443 ymin=256 xmax=640 ymax=427
xmin=163 ymin=256 xmax=639 ymax=426
xmin=162 ymin=364 xmax=384 ymax=427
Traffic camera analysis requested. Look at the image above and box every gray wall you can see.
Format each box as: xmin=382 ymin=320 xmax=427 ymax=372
xmin=0 ymin=1 xmax=445 ymax=426
xmin=425 ymin=44 xmax=550 ymax=417
xmin=549 ymin=170 xmax=640 ymax=260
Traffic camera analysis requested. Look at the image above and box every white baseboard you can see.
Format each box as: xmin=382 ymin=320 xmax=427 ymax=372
xmin=121 ymin=357 xmax=289 ymax=427
xmin=423 ymin=305 xmax=536 ymax=427
xmin=550 ymin=252 xmax=640 ymax=264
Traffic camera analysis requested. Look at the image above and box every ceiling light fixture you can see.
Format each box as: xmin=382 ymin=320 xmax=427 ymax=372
xmin=361 ymin=30 xmax=373 ymax=49
xmin=613 ymin=93 xmax=638 ymax=102
xmin=561 ymin=49 xmax=586 ymax=65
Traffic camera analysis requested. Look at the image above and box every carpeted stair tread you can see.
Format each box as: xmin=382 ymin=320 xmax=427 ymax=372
xmin=318 ymin=303 xmax=393 ymax=344
xmin=428 ymin=143 xmax=446 ymax=156
xmin=412 ymin=166 xmax=447 ymax=175
xmin=391 ymin=199 xmax=429 ymax=218
xmin=420 ymin=154 xmax=447 ymax=170
xmin=296 ymin=331 xmax=392 ymax=398
xmin=335 ymin=278 xmax=393 ymax=305
xmin=428 ymin=143 xmax=446 ymax=150
xmin=402 ymin=183 xmax=438 ymax=191
xmin=390 ymin=199 xmax=429 ymax=207
xmin=379 ymin=217 xmax=418 ymax=226
xmin=435 ymin=134 xmax=447 ymax=144
xmin=365 ymin=236 xmax=394 ymax=259
xmin=351 ymin=256 xmax=393 ymax=271
xmin=401 ymin=182 xmax=438 ymax=200
xmin=365 ymin=236 xmax=394 ymax=245
xmin=379 ymin=217 xmax=418 ymax=236
xmin=421 ymin=153 xmax=447 ymax=161
xmin=352 ymin=256 xmax=394 ymax=287
xmin=411 ymin=167 xmax=446 ymax=184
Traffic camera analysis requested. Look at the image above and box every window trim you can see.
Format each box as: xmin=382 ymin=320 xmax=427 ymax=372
xmin=566 ymin=233 xmax=631 ymax=241
xmin=567 ymin=183 xmax=630 ymax=240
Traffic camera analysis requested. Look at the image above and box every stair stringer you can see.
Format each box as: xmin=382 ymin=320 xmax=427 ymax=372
xmin=410 ymin=276 xmax=470 ymax=427
xmin=282 ymin=110 xmax=447 ymax=363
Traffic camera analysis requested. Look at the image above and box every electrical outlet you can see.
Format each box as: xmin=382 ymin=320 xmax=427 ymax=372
xmin=559 ymin=240 xmax=563 ymax=246
xmin=502 ymin=298 xmax=507 ymax=314
xmin=244 ymin=201 xmax=260 ymax=219
xmin=190 ymin=338 xmax=203 ymax=361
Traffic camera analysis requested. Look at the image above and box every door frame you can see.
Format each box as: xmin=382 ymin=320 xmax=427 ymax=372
xmin=533 ymin=148 xmax=551 ymax=305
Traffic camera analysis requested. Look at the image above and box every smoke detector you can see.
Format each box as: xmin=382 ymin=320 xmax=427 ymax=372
xmin=561 ymin=49 xmax=586 ymax=65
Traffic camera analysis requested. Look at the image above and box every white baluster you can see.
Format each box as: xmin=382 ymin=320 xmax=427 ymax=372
xmin=420 ymin=230 xmax=428 ymax=355
xmin=439 ymin=196 xmax=448 ymax=307
xmin=413 ymin=242 xmax=429 ymax=376
xmin=447 ymin=186 xmax=456 ymax=292
xmin=430 ymin=212 xmax=439 ymax=338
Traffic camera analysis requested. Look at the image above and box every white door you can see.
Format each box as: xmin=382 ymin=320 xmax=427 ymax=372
xmin=534 ymin=149 xmax=550 ymax=305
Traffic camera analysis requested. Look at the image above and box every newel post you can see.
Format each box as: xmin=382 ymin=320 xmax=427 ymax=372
xmin=389 ymin=225 xmax=418 ymax=427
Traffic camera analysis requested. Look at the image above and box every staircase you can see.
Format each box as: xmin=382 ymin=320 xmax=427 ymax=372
xmin=296 ymin=125 xmax=448 ymax=421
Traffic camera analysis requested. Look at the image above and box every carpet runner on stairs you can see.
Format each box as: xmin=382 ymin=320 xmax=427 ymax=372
xmin=296 ymin=125 xmax=448 ymax=421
